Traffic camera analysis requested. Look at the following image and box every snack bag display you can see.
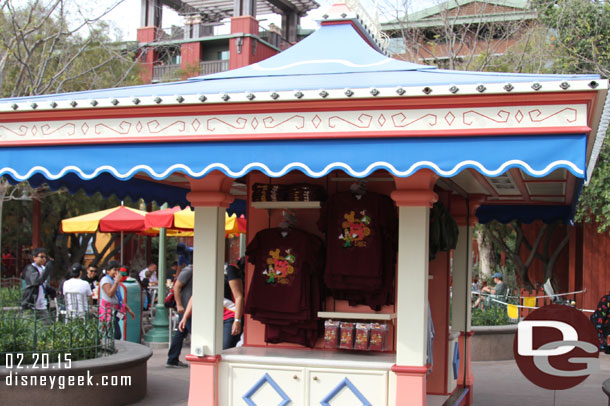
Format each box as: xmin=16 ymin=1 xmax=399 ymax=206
xmin=339 ymin=322 xmax=355 ymax=349
xmin=354 ymin=323 xmax=370 ymax=350
xmin=368 ymin=322 xmax=388 ymax=351
xmin=324 ymin=320 xmax=340 ymax=349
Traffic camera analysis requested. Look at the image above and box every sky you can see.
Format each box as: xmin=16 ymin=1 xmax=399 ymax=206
xmin=101 ymin=0 xmax=438 ymax=41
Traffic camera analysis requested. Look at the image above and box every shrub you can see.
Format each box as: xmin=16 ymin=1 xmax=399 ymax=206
xmin=0 ymin=310 xmax=112 ymax=366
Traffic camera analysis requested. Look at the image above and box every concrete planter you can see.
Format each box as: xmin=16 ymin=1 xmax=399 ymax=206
xmin=0 ymin=340 xmax=152 ymax=406
xmin=471 ymin=324 xmax=517 ymax=361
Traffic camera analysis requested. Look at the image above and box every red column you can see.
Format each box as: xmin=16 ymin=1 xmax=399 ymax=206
xmin=181 ymin=42 xmax=202 ymax=79
xmin=229 ymin=16 xmax=259 ymax=69
xmin=137 ymin=27 xmax=158 ymax=83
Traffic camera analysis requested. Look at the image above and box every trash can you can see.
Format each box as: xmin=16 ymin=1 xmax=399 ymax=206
xmin=118 ymin=277 xmax=142 ymax=343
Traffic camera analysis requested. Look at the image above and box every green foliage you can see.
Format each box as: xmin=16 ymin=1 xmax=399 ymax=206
xmin=0 ymin=311 xmax=108 ymax=365
xmin=534 ymin=0 xmax=610 ymax=77
xmin=471 ymin=306 xmax=514 ymax=326
xmin=0 ymin=286 xmax=21 ymax=305
xmin=532 ymin=1 xmax=610 ymax=230
xmin=575 ymin=141 xmax=610 ymax=231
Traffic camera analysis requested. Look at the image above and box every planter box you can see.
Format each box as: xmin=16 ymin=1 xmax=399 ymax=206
xmin=471 ymin=325 xmax=517 ymax=361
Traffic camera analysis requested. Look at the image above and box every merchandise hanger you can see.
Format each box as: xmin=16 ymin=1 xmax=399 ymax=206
xmin=278 ymin=209 xmax=297 ymax=237
xmin=349 ymin=180 xmax=367 ymax=200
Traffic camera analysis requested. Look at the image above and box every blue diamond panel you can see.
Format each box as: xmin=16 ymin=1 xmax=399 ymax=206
xmin=320 ymin=377 xmax=372 ymax=406
xmin=242 ymin=372 xmax=292 ymax=406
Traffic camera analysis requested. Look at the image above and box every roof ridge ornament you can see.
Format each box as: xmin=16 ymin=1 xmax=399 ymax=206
xmin=321 ymin=0 xmax=390 ymax=54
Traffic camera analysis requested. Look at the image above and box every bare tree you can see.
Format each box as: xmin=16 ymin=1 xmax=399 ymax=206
xmin=0 ymin=0 xmax=141 ymax=97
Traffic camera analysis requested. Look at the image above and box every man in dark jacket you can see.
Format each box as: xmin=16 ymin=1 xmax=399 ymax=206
xmin=21 ymin=247 xmax=54 ymax=321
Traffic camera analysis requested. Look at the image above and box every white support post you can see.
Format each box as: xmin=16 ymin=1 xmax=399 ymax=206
xmin=396 ymin=206 xmax=430 ymax=366
xmin=191 ymin=206 xmax=225 ymax=357
xmin=452 ymin=226 xmax=473 ymax=333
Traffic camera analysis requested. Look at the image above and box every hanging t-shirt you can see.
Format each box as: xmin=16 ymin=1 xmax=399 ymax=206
xmin=318 ymin=191 xmax=397 ymax=309
xmin=245 ymin=227 xmax=324 ymax=347
xmin=246 ymin=228 xmax=322 ymax=316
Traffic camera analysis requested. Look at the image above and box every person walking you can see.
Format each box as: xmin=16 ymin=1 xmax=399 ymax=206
xmin=21 ymin=247 xmax=55 ymax=322
xmin=166 ymin=264 xmax=193 ymax=368
xmin=99 ymin=260 xmax=135 ymax=339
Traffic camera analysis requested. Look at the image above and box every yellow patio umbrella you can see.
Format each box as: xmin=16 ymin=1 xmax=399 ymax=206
xmin=145 ymin=207 xmax=246 ymax=236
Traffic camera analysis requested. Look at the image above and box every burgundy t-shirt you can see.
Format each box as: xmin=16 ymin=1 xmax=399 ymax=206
xmin=245 ymin=228 xmax=323 ymax=318
xmin=319 ymin=191 xmax=397 ymax=280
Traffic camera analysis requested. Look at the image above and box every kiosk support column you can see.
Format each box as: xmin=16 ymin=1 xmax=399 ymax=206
xmin=185 ymin=172 xmax=235 ymax=406
xmin=391 ymin=170 xmax=438 ymax=406
xmin=450 ymin=196 xmax=483 ymax=406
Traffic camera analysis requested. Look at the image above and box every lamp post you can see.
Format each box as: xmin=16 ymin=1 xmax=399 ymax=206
xmin=144 ymin=203 xmax=169 ymax=345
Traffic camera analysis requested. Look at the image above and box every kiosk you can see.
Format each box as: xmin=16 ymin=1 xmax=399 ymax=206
xmin=0 ymin=3 xmax=607 ymax=405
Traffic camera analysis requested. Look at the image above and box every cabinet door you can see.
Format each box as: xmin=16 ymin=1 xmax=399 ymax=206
xmin=230 ymin=364 xmax=305 ymax=406
xmin=307 ymin=368 xmax=388 ymax=406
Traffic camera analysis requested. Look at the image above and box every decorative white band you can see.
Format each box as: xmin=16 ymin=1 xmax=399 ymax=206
xmin=0 ymin=104 xmax=588 ymax=143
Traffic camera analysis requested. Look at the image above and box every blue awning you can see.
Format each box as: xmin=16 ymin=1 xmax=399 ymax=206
xmin=0 ymin=134 xmax=586 ymax=184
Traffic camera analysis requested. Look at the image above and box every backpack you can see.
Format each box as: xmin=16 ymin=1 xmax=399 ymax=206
xmin=164 ymin=290 xmax=176 ymax=308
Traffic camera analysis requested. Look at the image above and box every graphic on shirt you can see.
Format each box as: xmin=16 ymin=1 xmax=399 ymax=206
xmin=338 ymin=210 xmax=371 ymax=248
xmin=262 ymin=248 xmax=296 ymax=285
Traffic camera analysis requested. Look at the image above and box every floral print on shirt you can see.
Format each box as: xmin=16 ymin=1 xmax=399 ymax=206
xmin=263 ymin=248 xmax=296 ymax=285
xmin=338 ymin=210 xmax=371 ymax=248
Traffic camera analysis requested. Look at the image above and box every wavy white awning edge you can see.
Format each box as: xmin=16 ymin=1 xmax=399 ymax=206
xmin=0 ymin=159 xmax=584 ymax=181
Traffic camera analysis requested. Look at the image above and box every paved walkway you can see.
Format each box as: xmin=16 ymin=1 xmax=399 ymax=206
xmin=133 ymin=347 xmax=610 ymax=405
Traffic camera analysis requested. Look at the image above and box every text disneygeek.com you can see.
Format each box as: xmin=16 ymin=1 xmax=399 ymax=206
xmin=3 ymin=353 xmax=131 ymax=390
xmin=4 ymin=370 xmax=132 ymax=390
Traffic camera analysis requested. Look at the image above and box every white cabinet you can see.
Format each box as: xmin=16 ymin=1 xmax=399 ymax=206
xmin=221 ymin=347 xmax=394 ymax=406
xmin=307 ymin=368 xmax=388 ymax=406
xmin=229 ymin=364 xmax=305 ymax=406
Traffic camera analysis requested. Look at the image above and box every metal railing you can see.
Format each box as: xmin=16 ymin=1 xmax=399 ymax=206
xmin=258 ymin=26 xmax=292 ymax=50
xmin=200 ymin=60 xmax=229 ymax=76
xmin=0 ymin=287 xmax=115 ymax=366
xmin=152 ymin=64 xmax=181 ymax=82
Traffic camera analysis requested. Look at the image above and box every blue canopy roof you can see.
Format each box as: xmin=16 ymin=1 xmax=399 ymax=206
xmin=0 ymin=24 xmax=599 ymax=106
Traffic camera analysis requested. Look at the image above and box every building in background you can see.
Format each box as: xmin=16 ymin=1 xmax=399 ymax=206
xmin=382 ymin=0 xmax=536 ymax=69
xmin=137 ymin=0 xmax=319 ymax=83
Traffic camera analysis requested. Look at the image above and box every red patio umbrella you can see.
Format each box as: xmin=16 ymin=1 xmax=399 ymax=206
xmin=61 ymin=205 xmax=148 ymax=264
